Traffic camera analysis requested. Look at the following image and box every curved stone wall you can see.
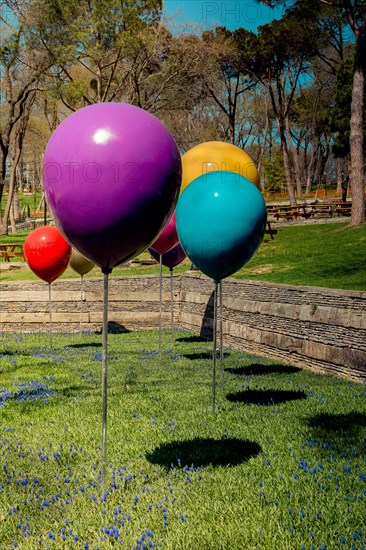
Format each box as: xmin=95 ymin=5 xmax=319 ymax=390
xmin=1 ymin=273 xmax=365 ymax=382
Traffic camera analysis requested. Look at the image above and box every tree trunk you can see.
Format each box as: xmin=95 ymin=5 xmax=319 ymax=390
xmin=285 ymin=116 xmax=302 ymax=197
xmin=0 ymin=140 xmax=23 ymax=235
xmin=0 ymin=150 xmax=9 ymax=225
xmin=277 ymin=117 xmax=297 ymax=205
xmin=0 ymin=160 xmax=18 ymax=235
xmin=282 ymin=140 xmax=297 ymax=205
xmin=349 ymin=24 xmax=365 ymax=225
xmin=305 ymin=138 xmax=319 ymax=194
xmin=0 ymin=91 xmax=35 ymax=234
xmin=305 ymin=176 xmax=312 ymax=195
xmin=96 ymin=63 xmax=103 ymax=103
xmin=10 ymin=201 xmax=17 ymax=234
xmin=228 ymin=113 xmax=236 ymax=144
xmin=257 ymin=102 xmax=271 ymax=194
xmin=13 ymin=178 xmax=20 ymax=220
xmin=336 ymin=158 xmax=343 ymax=195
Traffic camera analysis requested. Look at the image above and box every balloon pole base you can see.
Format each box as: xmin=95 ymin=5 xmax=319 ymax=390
xmin=159 ymin=254 xmax=162 ymax=355
xmin=101 ymin=272 xmax=109 ymax=491
xmin=212 ymin=281 xmax=218 ymax=414
xmin=219 ymin=280 xmax=224 ymax=388
xmin=48 ymin=283 xmax=53 ymax=350
xmin=170 ymin=268 xmax=174 ymax=349
xmin=80 ymin=275 xmax=84 ymax=333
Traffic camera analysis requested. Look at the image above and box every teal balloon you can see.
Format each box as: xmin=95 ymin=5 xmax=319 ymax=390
xmin=176 ymin=171 xmax=267 ymax=282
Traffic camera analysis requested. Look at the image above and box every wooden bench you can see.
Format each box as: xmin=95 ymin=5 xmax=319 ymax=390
xmin=309 ymin=204 xmax=335 ymax=217
xmin=0 ymin=243 xmax=24 ymax=262
xmin=270 ymin=206 xmax=300 ymax=221
xmin=312 ymin=201 xmax=352 ymax=217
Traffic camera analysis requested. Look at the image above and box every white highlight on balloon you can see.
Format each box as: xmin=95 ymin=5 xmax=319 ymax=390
xmin=93 ymin=128 xmax=113 ymax=144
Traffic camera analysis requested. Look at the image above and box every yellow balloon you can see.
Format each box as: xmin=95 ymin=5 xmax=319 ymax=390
xmin=181 ymin=141 xmax=260 ymax=193
xmin=69 ymin=248 xmax=94 ymax=276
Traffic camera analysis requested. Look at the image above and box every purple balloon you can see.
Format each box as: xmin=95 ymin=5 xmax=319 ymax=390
xmin=148 ymin=241 xmax=186 ymax=269
xmin=43 ymin=103 xmax=182 ymax=273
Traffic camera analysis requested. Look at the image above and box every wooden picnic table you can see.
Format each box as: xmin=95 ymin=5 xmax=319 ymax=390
xmin=328 ymin=201 xmax=352 ymax=216
xmin=311 ymin=201 xmax=352 ymax=217
xmin=0 ymin=243 xmax=24 ymax=262
xmin=267 ymin=205 xmax=302 ymax=221
xmin=335 ymin=206 xmax=352 ymax=216
xmin=267 ymin=200 xmax=353 ymax=221
xmin=265 ymin=221 xmax=278 ymax=239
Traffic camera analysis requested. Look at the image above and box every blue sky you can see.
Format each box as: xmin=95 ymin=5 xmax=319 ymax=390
xmin=163 ymin=0 xmax=285 ymax=33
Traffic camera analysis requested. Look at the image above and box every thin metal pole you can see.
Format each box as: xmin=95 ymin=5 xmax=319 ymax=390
xmin=48 ymin=283 xmax=53 ymax=350
xmin=43 ymin=193 xmax=47 ymax=225
xmin=101 ymin=273 xmax=109 ymax=490
xmin=170 ymin=268 xmax=174 ymax=349
xmin=159 ymin=254 xmax=162 ymax=355
xmin=219 ymin=280 xmax=224 ymax=388
xmin=80 ymin=275 xmax=84 ymax=333
xmin=212 ymin=281 xmax=218 ymax=414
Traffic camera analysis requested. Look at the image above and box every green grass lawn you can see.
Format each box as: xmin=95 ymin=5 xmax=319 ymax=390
xmin=1 ymin=222 xmax=365 ymax=290
xmin=1 ymin=192 xmax=44 ymax=217
xmin=0 ymin=329 xmax=365 ymax=549
xmin=236 ymin=222 xmax=366 ymax=290
xmin=0 ymin=229 xmax=30 ymax=245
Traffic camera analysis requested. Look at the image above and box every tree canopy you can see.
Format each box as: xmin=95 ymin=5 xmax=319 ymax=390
xmin=0 ymin=0 xmax=364 ymax=232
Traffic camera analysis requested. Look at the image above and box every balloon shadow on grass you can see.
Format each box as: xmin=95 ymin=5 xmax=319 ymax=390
xmin=308 ymin=412 xmax=366 ymax=431
xmin=227 ymin=389 xmax=307 ymax=405
xmin=146 ymin=437 xmax=261 ymax=469
xmin=68 ymin=342 xmax=102 ymax=348
xmin=0 ymin=350 xmax=18 ymax=357
xmin=61 ymin=385 xmax=98 ymax=398
xmin=225 ymin=364 xmax=302 ymax=376
xmin=176 ymin=335 xmax=208 ymax=343
xmin=184 ymin=351 xmax=231 ymax=361
xmin=305 ymin=412 xmax=366 ymax=456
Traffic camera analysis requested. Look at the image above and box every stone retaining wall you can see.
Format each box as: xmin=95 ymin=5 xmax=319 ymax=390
xmin=178 ymin=274 xmax=366 ymax=383
xmin=1 ymin=274 xmax=365 ymax=382
xmin=0 ymin=276 xmax=174 ymax=333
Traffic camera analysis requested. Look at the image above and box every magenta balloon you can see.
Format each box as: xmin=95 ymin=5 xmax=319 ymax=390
xmin=43 ymin=103 xmax=182 ymax=273
xmin=148 ymin=241 xmax=186 ymax=269
xmin=149 ymin=211 xmax=179 ymax=255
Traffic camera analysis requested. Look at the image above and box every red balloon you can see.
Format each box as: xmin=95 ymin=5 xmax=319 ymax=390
xmin=150 ymin=211 xmax=179 ymax=255
xmin=24 ymin=226 xmax=71 ymax=284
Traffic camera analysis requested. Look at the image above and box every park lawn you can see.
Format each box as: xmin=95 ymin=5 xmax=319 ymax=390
xmin=0 ymin=329 xmax=365 ymax=549
xmin=0 ymin=222 xmax=365 ymax=290
xmin=0 ymin=229 xmax=30 ymax=245
xmin=2 ymin=191 xmax=44 ymax=211
xmin=235 ymin=222 xmax=366 ymax=290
